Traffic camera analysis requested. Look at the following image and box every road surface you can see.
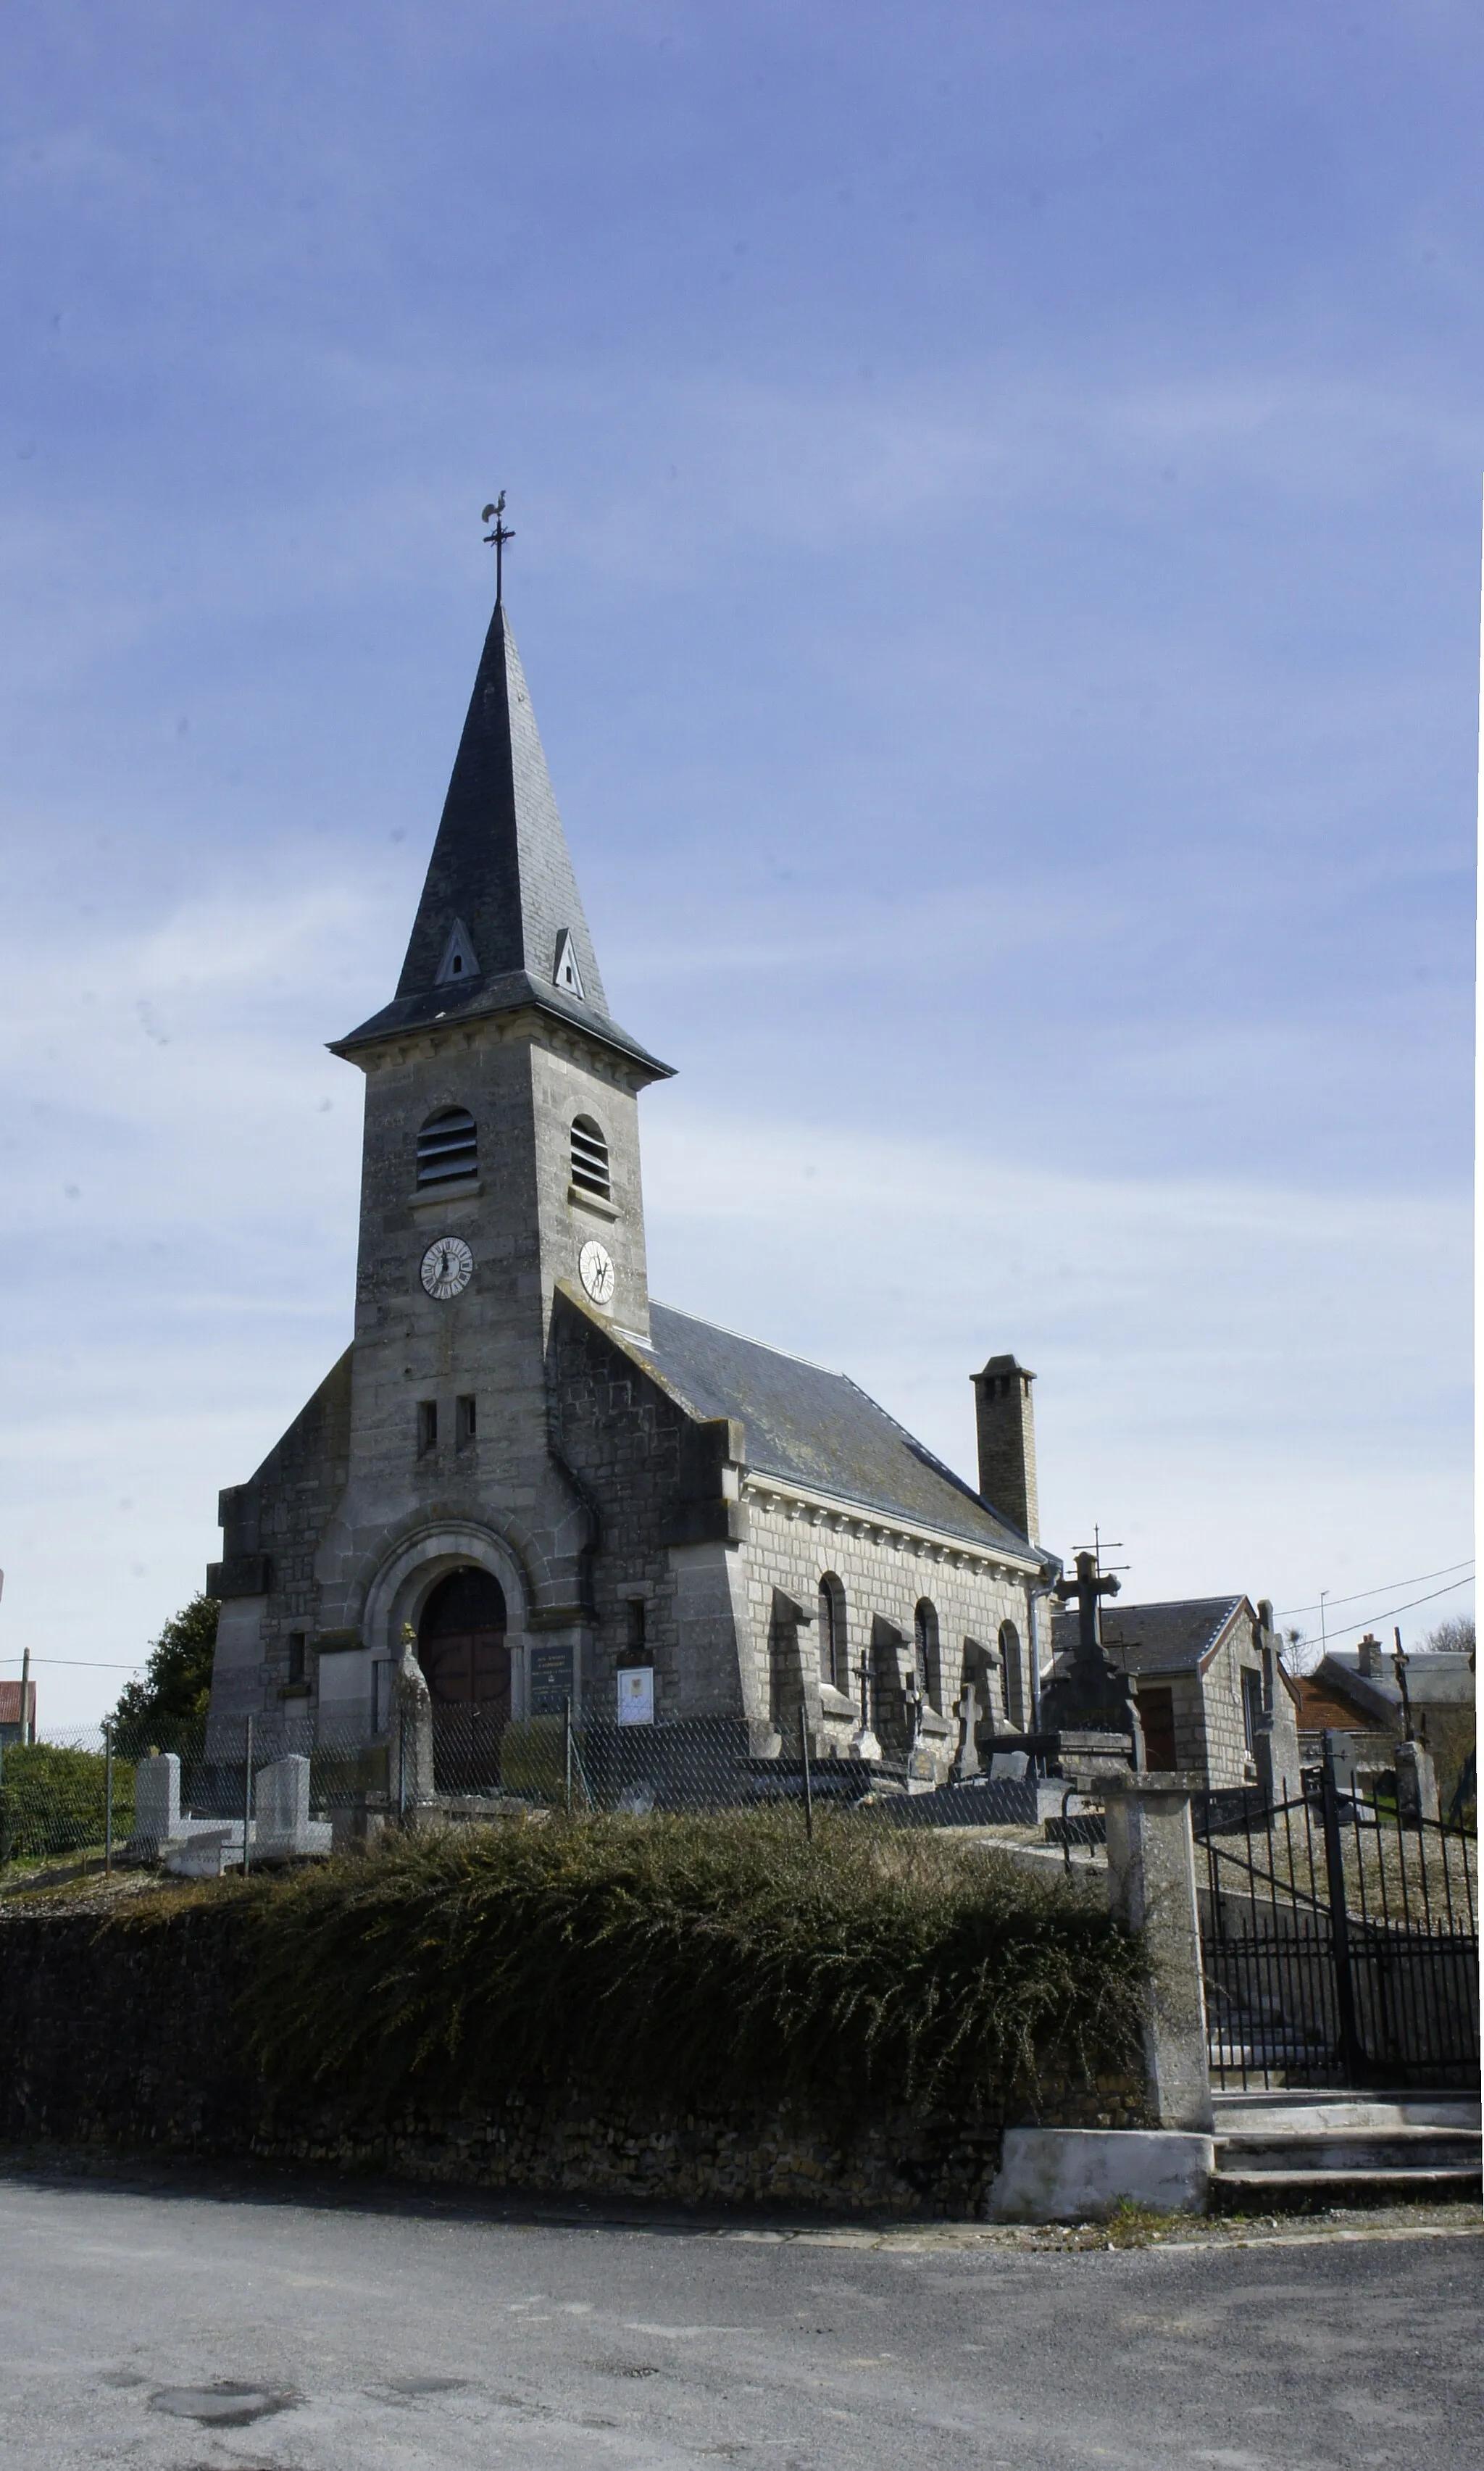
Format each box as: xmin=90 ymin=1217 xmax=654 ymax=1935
xmin=1 ymin=2158 xmax=1478 ymax=2470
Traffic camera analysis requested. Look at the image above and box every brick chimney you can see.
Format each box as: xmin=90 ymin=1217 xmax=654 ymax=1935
xmin=972 ymin=1355 xmax=1039 ymax=1543
xmin=1356 ymin=1632 xmax=1383 ymax=1680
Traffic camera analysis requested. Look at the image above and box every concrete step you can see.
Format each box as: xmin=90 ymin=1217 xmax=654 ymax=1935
xmin=1209 ymin=2093 xmax=1481 ymax=2210
xmin=1212 ymin=2093 xmax=1480 ymax=2135
xmin=1212 ymin=2164 xmax=1481 ymax=2212
xmin=1217 ymin=2127 xmax=1480 ymax=2175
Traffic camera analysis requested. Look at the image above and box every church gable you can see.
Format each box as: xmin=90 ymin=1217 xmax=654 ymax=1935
xmin=549 ymin=1285 xmax=745 ymax=1554
xmin=209 ymin=1346 xmax=354 ymax=1602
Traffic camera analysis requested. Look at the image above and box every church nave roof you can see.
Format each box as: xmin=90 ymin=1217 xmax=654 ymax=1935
xmin=641 ymin=1301 xmax=1038 ymax=1561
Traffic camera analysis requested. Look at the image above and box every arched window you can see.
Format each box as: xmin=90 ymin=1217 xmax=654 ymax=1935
xmin=914 ymin=1599 xmax=941 ymax=1709
xmin=417 ymin=1107 xmax=477 ymax=1187
xmin=818 ymin=1574 xmax=847 ymax=1691
xmin=570 ymin=1114 xmax=611 ymax=1199
xmin=999 ymin=1619 xmax=1025 ymax=1730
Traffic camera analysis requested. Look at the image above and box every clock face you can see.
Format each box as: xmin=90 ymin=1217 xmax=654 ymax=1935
xmin=578 ymin=1238 xmax=616 ymax=1306
xmin=420 ymin=1234 xmax=473 ymax=1301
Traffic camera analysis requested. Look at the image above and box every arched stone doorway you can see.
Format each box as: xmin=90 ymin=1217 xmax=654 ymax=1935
xmin=418 ymin=1566 xmax=509 ymax=1788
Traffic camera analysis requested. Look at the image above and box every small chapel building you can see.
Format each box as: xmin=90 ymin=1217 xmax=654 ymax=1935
xmin=205 ymin=583 xmax=1057 ymax=1775
xmin=1051 ymin=1593 xmax=1303 ymax=1794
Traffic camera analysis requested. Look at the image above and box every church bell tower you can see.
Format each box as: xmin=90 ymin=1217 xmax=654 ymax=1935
xmin=310 ymin=580 xmax=673 ymax=1720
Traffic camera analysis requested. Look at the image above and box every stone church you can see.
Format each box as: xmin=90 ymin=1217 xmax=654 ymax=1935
xmin=206 ymin=584 xmax=1055 ymax=1776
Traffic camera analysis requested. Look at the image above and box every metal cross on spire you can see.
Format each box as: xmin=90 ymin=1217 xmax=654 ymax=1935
xmin=481 ymin=492 xmax=515 ymax=601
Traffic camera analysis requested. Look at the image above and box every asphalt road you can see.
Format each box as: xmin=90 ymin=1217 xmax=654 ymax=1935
xmin=1 ymin=2162 xmax=1479 ymax=2471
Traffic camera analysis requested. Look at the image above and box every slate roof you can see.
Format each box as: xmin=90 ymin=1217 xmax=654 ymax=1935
xmin=1052 ymin=1596 xmax=1249 ymax=1675
xmin=334 ymin=599 xmax=670 ymax=1079
xmin=641 ymin=1303 xmax=1041 ymax=1561
xmin=1316 ymin=1649 xmax=1475 ymax=1720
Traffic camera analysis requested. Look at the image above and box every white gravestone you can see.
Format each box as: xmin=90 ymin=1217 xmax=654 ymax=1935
xmin=253 ymin=1754 xmax=331 ymax=1858
xmin=132 ymin=1754 xmax=182 ymax=1853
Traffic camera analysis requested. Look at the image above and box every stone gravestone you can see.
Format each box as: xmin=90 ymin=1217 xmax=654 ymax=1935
xmin=1395 ymin=1738 xmax=1440 ymax=1825
xmin=951 ymin=1679 xmax=982 ymax=1781
xmin=1040 ymin=1550 xmax=1143 ymax=1772
xmin=254 ymin=1755 xmax=334 ymax=1860
xmin=132 ymin=1753 xmax=181 ymax=1855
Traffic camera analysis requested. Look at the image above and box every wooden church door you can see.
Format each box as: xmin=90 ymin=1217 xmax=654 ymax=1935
xmin=418 ymin=1567 xmax=509 ymax=1788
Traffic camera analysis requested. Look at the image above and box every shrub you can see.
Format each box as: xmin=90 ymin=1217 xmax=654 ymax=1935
xmin=0 ymin=1743 xmax=135 ymax=1866
xmin=244 ymin=1811 xmax=1146 ymax=2123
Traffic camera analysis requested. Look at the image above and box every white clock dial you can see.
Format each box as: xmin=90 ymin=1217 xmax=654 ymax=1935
xmin=420 ymin=1234 xmax=473 ymax=1301
xmin=578 ymin=1238 xmax=616 ymax=1306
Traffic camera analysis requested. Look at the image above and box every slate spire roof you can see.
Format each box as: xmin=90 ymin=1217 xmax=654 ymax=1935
xmin=333 ymin=596 xmax=671 ymax=1078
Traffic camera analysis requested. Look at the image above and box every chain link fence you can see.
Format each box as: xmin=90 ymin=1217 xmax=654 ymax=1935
xmin=0 ymin=1699 xmax=1065 ymax=1887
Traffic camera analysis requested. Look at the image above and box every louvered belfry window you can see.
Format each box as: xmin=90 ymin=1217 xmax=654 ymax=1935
xmin=417 ymin=1107 xmax=478 ymax=1187
xmin=570 ymin=1115 xmax=611 ymax=1199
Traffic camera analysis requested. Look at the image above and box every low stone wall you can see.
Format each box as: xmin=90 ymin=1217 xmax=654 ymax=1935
xmin=0 ymin=1899 xmax=1145 ymax=2217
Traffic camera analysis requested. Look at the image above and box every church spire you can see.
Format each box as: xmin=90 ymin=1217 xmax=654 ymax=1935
xmin=333 ymin=595 xmax=670 ymax=1080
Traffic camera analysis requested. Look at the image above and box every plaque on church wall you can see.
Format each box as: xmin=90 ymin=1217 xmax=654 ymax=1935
xmin=529 ymin=1643 xmax=573 ymax=1717
xmin=616 ymin=1666 xmax=654 ymax=1726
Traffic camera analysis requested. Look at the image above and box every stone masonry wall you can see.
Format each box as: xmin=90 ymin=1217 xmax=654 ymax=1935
xmin=209 ymin=1351 xmax=354 ymax=1736
xmin=1198 ymin=1621 xmax=1264 ymax=1789
xmin=738 ymin=1496 xmax=1034 ymax=1765
xmin=0 ymin=1901 xmax=1145 ymax=2218
xmin=551 ymin=1296 xmax=715 ymax=1720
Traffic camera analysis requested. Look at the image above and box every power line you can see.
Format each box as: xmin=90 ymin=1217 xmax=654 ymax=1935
xmin=1277 ymin=1559 xmax=1474 ymax=1620
xmin=0 ymin=1657 xmax=143 ymax=1671
xmin=1285 ymin=1573 xmax=1475 ymax=1641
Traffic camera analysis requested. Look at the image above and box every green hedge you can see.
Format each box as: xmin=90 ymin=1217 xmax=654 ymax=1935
xmin=243 ymin=1812 xmax=1147 ymax=2122
xmin=0 ymin=1743 xmax=134 ymax=1866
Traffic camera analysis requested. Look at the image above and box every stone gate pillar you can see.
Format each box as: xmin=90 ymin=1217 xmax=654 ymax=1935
xmin=1102 ymin=1772 xmax=1214 ymax=2133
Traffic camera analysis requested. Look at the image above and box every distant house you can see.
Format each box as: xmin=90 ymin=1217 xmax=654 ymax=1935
xmin=0 ymin=1680 xmax=36 ymax=1748
xmin=1052 ymin=1594 xmax=1302 ymax=1793
xmin=1292 ymin=1636 xmax=1476 ymax=1810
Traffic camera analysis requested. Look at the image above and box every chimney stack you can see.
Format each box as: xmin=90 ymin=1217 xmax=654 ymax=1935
xmin=1356 ymin=1632 xmax=1383 ymax=1680
xmin=972 ymin=1355 xmax=1039 ymax=1543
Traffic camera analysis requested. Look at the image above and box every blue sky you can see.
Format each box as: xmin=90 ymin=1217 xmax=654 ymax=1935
xmin=0 ymin=1 xmax=1475 ymax=1723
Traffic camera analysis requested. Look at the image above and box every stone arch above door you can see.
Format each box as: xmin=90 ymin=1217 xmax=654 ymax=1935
xmin=359 ymin=1520 xmax=530 ymax=1669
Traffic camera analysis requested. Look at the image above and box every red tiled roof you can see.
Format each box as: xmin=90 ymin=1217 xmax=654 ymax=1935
xmin=0 ymin=1680 xmax=37 ymax=1727
xmin=1291 ymin=1672 xmax=1388 ymax=1733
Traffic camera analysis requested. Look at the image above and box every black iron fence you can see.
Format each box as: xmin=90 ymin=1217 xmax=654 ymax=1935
xmin=1195 ymin=1740 xmax=1478 ymax=2093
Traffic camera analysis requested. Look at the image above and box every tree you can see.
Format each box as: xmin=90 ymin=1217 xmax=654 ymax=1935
xmin=1419 ymin=1615 xmax=1475 ymax=1659
xmin=111 ymin=1596 xmax=220 ymax=1746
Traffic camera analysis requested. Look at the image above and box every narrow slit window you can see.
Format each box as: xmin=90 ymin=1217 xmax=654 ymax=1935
xmin=1241 ymin=1667 xmax=1264 ymax=1754
xmin=287 ymin=1632 xmax=307 ymax=1685
xmin=818 ymin=1575 xmax=846 ymax=1691
xmin=570 ymin=1115 xmax=611 ymax=1199
xmin=914 ymin=1599 xmax=940 ymax=1709
xmin=417 ymin=1107 xmax=478 ymax=1187
xmin=456 ymin=1394 xmax=477 ymax=1447
xmin=417 ymin=1400 xmax=438 ymax=1456
xmin=999 ymin=1620 xmax=1024 ymax=1731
